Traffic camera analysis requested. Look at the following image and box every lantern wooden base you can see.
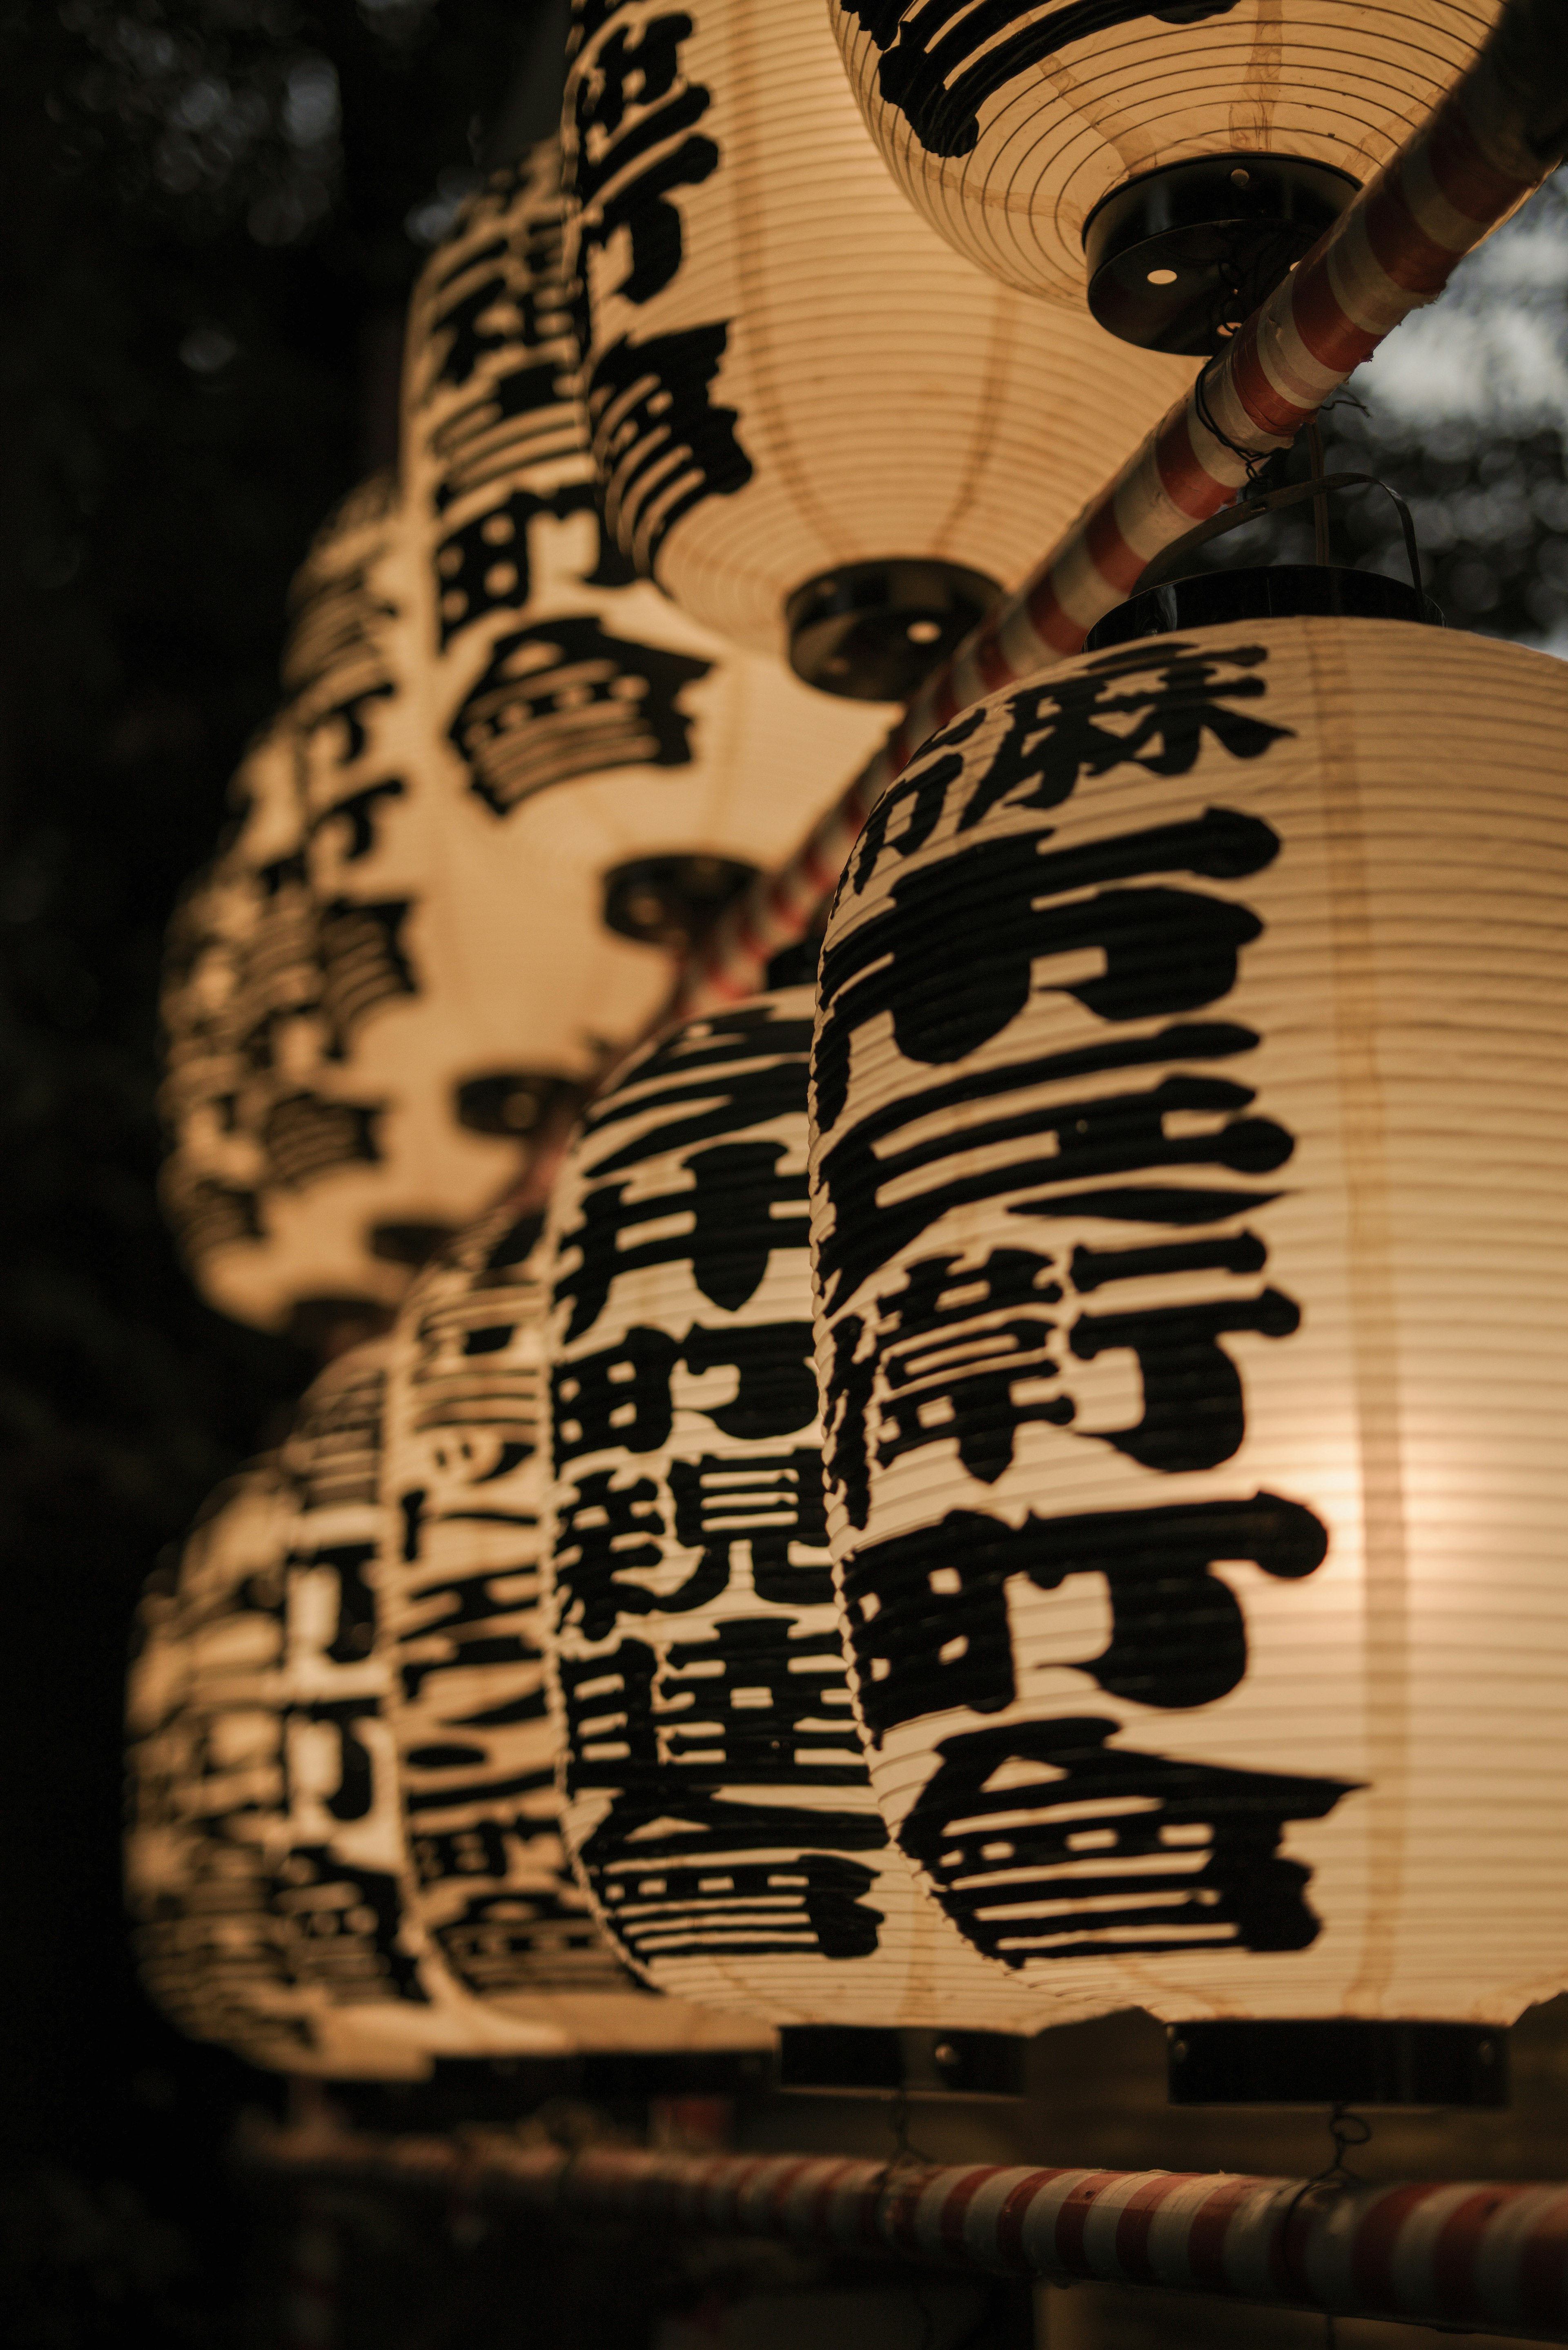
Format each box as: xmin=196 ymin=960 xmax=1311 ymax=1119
xmin=1084 ymin=155 xmax=1359 ymax=354
xmin=1167 ymin=2020 xmax=1509 ymax=2107
xmin=785 ymin=561 xmax=1000 ymax=702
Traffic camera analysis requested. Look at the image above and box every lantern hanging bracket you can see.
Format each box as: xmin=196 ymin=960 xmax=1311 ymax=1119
xmin=1135 ymin=470 xmax=1428 ymax=601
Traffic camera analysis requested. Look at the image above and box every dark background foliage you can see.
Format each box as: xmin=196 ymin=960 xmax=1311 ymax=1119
xmin=0 ymin=4 xmax=555 ymax=2339
xmin=0 ymin=4 xmax=1562 ymax=2340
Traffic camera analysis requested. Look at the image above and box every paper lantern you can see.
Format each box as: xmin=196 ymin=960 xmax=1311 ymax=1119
xmin=125 ymin=1465 xmax=318 ymax=2074
xmin=809 ymin=611 xmax=1568 ymax=2029
xmin=561 ymin=0 xmax=1193 ymax=676
xmin=156 ymin=712 xmax=368 ymax=1338
xmin=829 ymin=0 xmax=1504 ymax=347
xmin=546 ymin=980 xmax=1098 ymax=2031
xmin=126 ymin=1351 xmax=570 ymax=2075
xmin=379 ymin=1195 xmax=772 ymax=2049
xmin=376 ymin=133 xmax=895 ymax=1065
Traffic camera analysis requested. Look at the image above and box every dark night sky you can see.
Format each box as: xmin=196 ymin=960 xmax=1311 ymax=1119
xmin=0 ymin=4 xmax=1562 ymax=2341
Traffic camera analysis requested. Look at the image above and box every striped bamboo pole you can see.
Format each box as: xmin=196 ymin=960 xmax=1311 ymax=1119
xmin=241 ymin=2127 xmax=1568 ymax=2341
xmin=673 ymin=0 xmax=1568 ymax=1021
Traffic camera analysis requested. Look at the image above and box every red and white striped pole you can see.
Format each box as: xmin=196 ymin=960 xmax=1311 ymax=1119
xmin=242 ymin=2128 xmax=1568 ymax=2342
xmin=674 ymin=0 xmax=1568 ymax=1021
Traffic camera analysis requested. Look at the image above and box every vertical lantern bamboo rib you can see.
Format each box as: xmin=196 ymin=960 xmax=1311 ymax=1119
xmin=673 ymin=0 xmax=1568 ymax=1023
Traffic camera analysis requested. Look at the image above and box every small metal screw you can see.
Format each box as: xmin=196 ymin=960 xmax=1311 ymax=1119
xmin=1231 ymin=165 xmax=1250 ymax=187
xmin=933 ymin=2042 xmax=959 ymax=2067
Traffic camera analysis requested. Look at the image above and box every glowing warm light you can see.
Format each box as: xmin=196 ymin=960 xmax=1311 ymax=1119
xmin=810 ymin=615 xmax=1568 ymax=2022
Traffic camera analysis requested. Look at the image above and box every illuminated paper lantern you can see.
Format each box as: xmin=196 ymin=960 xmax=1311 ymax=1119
xmin=546 ymin=981 xmax=1097 ymax=2031
xmin=162 ymin=145 xmax=894 ymax=1337
xmin=376 ymin=134 xmax=894 ymax=1070
xmin=561 ymin=0 xmax=1192 ymax=677
xmin=125 ymin=1465 xmax=316 ymax=2074
xmin=829 ymin=0 xmax=1503 ymax=347
xmin=809 ymin=612 xmax=1568 ymax=2029
xmin=127 ymin=1351 xmax=570 ymax=2076
xmin=156 ymin=713 xmax=369 ymax=1338
xmin=379 ymin=1197 xmax=772 ymax=2050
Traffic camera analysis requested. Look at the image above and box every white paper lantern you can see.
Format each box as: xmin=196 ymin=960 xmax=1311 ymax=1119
xmin=385 ymin=134 xmax=897 ymax=993
xmin=162 ymin=147 xmax=896 ymax=1337
xmin=126 ymin=1350 xmax=572 ymax=2075
xmin=545 ymin=980 xmax=1098 ymax=2031
xmin=157 ymin=714 xmax=356 ymax=1333
xmin=810 ymin=613 xmax=1568 ymax=2027
xmin=829 ymin=0 xmax=1503 ymax=332
xmin=379 ymin=1195 xmax=773 ymax=2050
xmin=561 ymin=0 xmax=1194 ymax=663
xmin=125 ymin=1465 xmax=316 ymax=2074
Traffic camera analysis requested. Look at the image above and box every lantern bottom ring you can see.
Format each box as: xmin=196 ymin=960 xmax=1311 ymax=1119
xmin=784 ymin=560 xmax=1001 ymax=703
xmin=1083 ymin=154 xmax=1359 ymax=356
xmin=1167 ymin=2020 xmax=1509 ymax=2109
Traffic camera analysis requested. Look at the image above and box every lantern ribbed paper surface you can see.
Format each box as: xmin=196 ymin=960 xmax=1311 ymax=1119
xmin=125 ymin=1464 xmax=316 ymax=2074
xmin=380 ymin=1200 xmax=772 ymax=2049
xmin=546 ymin=984 xmax=1095 ymax=2029
xmin=392 ymin=140 xmax=893 ymax=975
xmin=561 ymin=0 xmax=1193 ymax=655
xmin=829 ymin=0 xmax=1503 ymax=307
xmin=126 ymin=1350 xmax=570 ymax=2076
xmin=809 ymin=616 xmax=1568 ymax=2024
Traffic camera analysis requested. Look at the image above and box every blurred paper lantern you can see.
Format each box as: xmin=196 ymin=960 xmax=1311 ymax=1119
xmin=546 ymin=981 xmax=1097 ymax=2035
xmin=160 ymin=142 xmax=893 ymax=1341
xmin=387 ymin=135 xmax=895 ymax=968
xmin=379 ymin=1196 xmax=773 ymax=2050
xmin=561 ymin=0 xmax=1192 ymax=683
xmin=127 ymin=1351 xmax=572 ymax=2076
xmin=125 ymin=1465 xmax=317 ymax=2075
xmin=809 ymin=610 xmax=1568 ymax=2040
xmin=156 ymin=712 xmax=370 ymax=1341
xmin=829 ymin=0 xmax=1504 ymax=348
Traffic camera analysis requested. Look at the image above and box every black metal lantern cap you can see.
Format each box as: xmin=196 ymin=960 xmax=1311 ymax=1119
xmin=1168 ymin=2020 xmax=1509 ymax=2108
xmin=601 ymin=853 xmax=759 ymax=952
xmin=778 ymin=2026 xmax=1025 ymax=2099
xmin=786 ymin=560 xmax=1001 ymax=702
xmin=1086 ymin=563 xmax=1440 ymax=652
xmin=1083 ymin=155 xmax=1360 ymax=355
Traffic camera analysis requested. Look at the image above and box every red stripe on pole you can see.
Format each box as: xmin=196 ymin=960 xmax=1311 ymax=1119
xmin=1022 ymin=571 xmax=1089 ymax=659
xmin=1426 ymin=93 xmax=1538 ymax=230
xmin=1430 ymin=2185 xmax=1508 ymax=2321
xmin=1083 ymin=497 xmax=1146 ymax=596
xmin=976 ymin=631 xmax=1016 ymax=692
xmin=937 ymin=2166 xmax=1007 ymax=2261
xmin=1517 ymin=2193 xmax=1568 ymax=2329
xmin=994 ymin=2172 xmax=1051 ymax=2274
xmin=1114 ymin=2174 xmax=1202 ymax=2284
xmin=1185 ymin=2176 xmax=1263 ymax=2292
xmin=1228 ymin=310 xmax=1316 ymax=441
xmin=1349 ymin=2184 xmax=1444 ymax=2313
xmin=1285 ymin=242 xmax=1376 ymax=381
xmin=1053 ymin=2176 xmax=1125 ymax=2276
xmin=1154 ymin=407 xmax=1232 ymax=520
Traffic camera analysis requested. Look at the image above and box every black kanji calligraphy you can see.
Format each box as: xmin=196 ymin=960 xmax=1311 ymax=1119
xmin=899 ymin=1715 xmax=1352 ymax=1967
xmin=842 ymin=1492 xmax=1329 ymax=1734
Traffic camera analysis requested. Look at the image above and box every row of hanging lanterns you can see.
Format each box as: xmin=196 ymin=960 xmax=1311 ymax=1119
xmin=160 ymin=140 xmax=897 ymax=1346
xmin=135 ymin=0 xmax=1568 ymax=2093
